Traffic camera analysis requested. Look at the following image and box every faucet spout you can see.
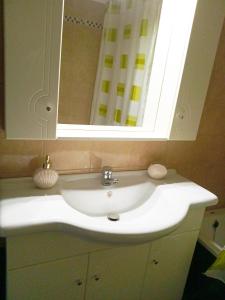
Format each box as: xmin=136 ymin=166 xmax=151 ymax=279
xmin=101 ymin=166 xmax=119 ymax=186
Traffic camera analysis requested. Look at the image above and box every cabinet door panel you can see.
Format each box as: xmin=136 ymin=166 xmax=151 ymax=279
xmin=142 ymin=231 xmax=199 ymax=300
xmin=86 ymin=244 xmax=150 ymax=300
xmin=4 ymin=0 xmax=64 ymax=139
xmin=8 ymin=255 xmax=87 ymax=300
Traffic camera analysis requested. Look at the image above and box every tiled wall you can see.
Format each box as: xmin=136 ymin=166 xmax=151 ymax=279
xmin=0 ymin=1 xmax=224 ymax=208
xmin=59 ymin=21 xmax=102 ymax=124
xmin=58 ymin=0 xmax=105 ymax=124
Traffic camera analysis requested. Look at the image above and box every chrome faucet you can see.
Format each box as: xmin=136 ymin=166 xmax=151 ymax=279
xmin=101 ymin=166 xmax=119 ymax=186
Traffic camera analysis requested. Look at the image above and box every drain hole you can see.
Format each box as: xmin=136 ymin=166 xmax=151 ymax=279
xmin=107 ymin=213 xmax=120 ymax=222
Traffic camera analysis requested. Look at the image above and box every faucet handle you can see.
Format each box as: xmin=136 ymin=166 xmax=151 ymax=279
xmin=102 ymin=166 xmax=112 ymax=174
xmin=113 ymin=178 xmax=119 ymax=184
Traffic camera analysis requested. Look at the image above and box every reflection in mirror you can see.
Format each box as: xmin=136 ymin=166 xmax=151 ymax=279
xmin=59 ymin=0 xmax=162 ymax=127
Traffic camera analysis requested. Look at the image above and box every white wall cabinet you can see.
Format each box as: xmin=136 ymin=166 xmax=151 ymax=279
xmin=4 ymin=0 xmax=225 ymax=140
xmin=4 ymin=0 xmax=64 ymax=139
xmin=7 ymin=228 xmax=200 ymax=300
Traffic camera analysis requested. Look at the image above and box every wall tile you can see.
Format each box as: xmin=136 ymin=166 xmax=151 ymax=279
xmin=58 ymin=22 xmax=102 ymax=125
xmin=89 ymin=141 xmax=167 ymax=172
xmin=126 ymin=141 xmax=168 ymax=169
xmin=203 ymin=22 xmax=225 ymax=108
xmin=198 ymin=105 xmax=225 ymax=136
xmin=204 ymin=165 xmax=225 ymax=208
xmin=64 ymin=0 xmax=106 ymax=24
xmin=0 ymin=140 xmax=43 ymax=178
xmin=194 ymin=135 xmax=225 ymax=165
xmin=44 ymin=140 xmax=91 ymax=173
xmin=90 ymin=141 xmax=134 ymax=171
xmin=189 ymin=164 xmax=209 ymax=188
xmin=166 ymin=141 xmax=197 ymax=168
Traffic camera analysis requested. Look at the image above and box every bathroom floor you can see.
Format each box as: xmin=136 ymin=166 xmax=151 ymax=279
xmin=183 ymin=242 xmax=225 ymax=300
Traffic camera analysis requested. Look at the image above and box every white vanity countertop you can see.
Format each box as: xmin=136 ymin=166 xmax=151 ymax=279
xmin=0 ymin=170 xmax=218 ymax=241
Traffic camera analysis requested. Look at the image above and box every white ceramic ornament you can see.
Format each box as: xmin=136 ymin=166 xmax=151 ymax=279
xmin=147 ymin=164 xmax=167 ymax=179
xmin=33 ymin=155 xmax=58 ymax=189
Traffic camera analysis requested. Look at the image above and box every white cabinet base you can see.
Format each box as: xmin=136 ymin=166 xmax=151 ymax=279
xmin=86 ymin=245 xmax=149 ymax=300
xmin=6 ymin=208 xmax=205 ymax=300
xmin=142 ymin=231 xmax=199 ymax=300
xmin=7 ymin=231 xmax=199 ymax=300
xmin=8 ymin=255 xmax=88 ymax=300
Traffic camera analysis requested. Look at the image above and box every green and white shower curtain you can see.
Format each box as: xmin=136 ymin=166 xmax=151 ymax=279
xmin=91 ymin=0 xmax=162 ymax=126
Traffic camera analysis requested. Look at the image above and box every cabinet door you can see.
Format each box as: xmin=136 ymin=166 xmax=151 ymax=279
xmin=169 ymin=0 xmax=225 ymax=140
xmin=86 ymin=244 xmax=150 ymax=300
xmin=4 ymin=0 xmax=64 ymax=139
xmin=142 ymin=231 xmax=199 ymax=300
xmin=8 ymin=255 xmax=88 ymax=300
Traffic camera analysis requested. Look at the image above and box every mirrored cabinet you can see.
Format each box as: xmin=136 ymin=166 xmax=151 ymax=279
xmin=4 ymin=0 xmax=225 ymax=140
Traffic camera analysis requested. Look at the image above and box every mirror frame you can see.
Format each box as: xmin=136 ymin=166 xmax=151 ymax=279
xmin=57 ymin=0 xmax=198 ymax=140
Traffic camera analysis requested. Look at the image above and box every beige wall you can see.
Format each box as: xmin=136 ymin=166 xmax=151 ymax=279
xmin=0 ymin=1 xmax=224 ymax=209
xmin=64 ymin=0 xmax=106 ymax=23
xmin=59 ymin=23 xmax=102 ymax=124
xmin=58 ymin=0 xmax=105 ymax=124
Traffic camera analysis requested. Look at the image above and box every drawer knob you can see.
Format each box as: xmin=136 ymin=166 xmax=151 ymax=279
xmin=153 ymin=259 xmax=159 ymax=265
xmin=75 ymin=279 xmax=83 ymax=286
xmin=93 ymin=274 xmax=101 ymax=281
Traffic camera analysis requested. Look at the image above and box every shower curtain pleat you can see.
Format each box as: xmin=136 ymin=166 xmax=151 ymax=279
xmin=90 ymin=0 xmax=162 ymax=126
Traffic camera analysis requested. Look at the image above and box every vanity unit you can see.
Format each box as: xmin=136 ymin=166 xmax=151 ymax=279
xmin=0 ymin=170 xmax=217 ymax=300
xmin=6 ymin=223 xmax=200 ymax=300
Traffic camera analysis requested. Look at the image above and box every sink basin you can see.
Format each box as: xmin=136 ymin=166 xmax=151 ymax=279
xmin=0 ymin=170 xmax=217 ymax=244
xmin=57 ymin=170 xmax=217 ymax=243
xmin=61 ymin=175 xmax=155 ymax=217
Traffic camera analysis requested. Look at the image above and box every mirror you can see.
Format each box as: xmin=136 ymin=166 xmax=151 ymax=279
xmin=58 ymin=0 xmax=163 ymax=127
xmin=4 ymin=0 xmax=221 ymax=140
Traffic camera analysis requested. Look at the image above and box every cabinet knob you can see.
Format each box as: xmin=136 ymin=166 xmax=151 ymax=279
xmin=153 ymin=259 xmax=159 ymax=265
xmin=93 ymin=274 xmax=101 ymax=281
xmin=75 ymin=279 xmax=83 ymax=286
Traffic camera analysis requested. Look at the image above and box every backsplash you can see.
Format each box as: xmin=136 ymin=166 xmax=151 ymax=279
xmin=0 ymin=1 xmax=224 ymax=209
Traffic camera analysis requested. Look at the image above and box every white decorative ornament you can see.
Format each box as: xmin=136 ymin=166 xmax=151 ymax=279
xmin=147 ymin=164 xmax=167 ymax=180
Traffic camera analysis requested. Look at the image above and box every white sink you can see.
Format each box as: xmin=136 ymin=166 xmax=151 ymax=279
xmin=57 ymin=170 xmax=217 ymax=243
xmin=0 ymin=170 xmax=218 ymax=243
xmin=61 ymin=175 xmax=155 ymax=217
